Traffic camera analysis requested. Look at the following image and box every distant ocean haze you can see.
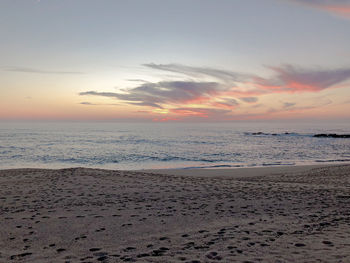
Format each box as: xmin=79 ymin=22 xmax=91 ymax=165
xmin=0 ymin=121 xmax=349 ymax=170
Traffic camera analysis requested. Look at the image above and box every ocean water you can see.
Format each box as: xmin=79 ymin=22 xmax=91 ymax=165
xmin=0 ymin=121 xmax=350 ymax=170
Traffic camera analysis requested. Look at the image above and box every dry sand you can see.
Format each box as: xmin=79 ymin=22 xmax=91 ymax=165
xmin=0 ymin=164 xmax=350 ymax=262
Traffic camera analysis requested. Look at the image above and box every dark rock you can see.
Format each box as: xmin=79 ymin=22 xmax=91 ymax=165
xmin=252 ymin=132 xmax=266 ymax=135
xmin=313 ymin=134 xmax=350 ymax=138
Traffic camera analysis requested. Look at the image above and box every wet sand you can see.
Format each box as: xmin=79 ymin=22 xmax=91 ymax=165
xmin=0 ymin=164 xmax=350 ymax=262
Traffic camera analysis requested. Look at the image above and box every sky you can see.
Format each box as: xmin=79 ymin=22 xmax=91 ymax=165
xmin=1 ymin=0 xmax=350 ymax=122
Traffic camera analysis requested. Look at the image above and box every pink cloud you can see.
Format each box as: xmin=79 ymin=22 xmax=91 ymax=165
xmin=80 ymin=63 xmax=350 ymax=120
xmin=323 ymin=5 xmax=350 ymax=17
xmin=288 ymin=0 xmax=350 ymax=18
xmin=250 ymin=65 xmax=350 ymax=93
xmin=170 ymin=108 xmax=231 ymax=118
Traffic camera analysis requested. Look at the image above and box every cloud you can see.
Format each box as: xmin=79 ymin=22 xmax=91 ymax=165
xmin=239 ymin=97 xmax=258 ymax=103
xmin=79 ymin=63 xmax=350 ymax=120
xmin=144 ymin=63 xmax=350 ymax=95
xmin=285 ymin=99 xmax=332 ymax=112
xmin=268 ymin=98 xmax=332 ymax=114
xmin=283 ymin=102 xmax=296 ymax=108
xmin=3 ymin=67 xmax=84 ymax=75
xmin=252 ymin=65 xmax=350 ymax=93
xmin=170 ymin=107 xmax=232 ymax=118
xmin=288 ymin=0 xmax=350 ymax=18
xmin=127 ymin=79 xmax=149 ymax=83
xmin=80 ymin=81 xmax=225 ymax=109
xmin=80 ymin=102 xmax=96 ymax=105
xmin=211 ymin=98 xmax=239 ymax=109
xmin=144 ymin=63 xmax=249 ymax=83
xmin=79 ymin=101 xmax=120 ymax=106
xmin=80 ymin=91 xmax=119 ymax=97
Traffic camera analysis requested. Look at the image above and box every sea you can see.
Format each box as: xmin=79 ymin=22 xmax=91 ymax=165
xmin=0 ymin=121 xmax=350 ymax=170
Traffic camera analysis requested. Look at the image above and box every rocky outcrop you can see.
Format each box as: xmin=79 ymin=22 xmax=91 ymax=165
xmin=313 ymin=134 xmax=350 ymax=138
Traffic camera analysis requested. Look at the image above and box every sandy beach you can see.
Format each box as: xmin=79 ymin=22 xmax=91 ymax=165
xmin=0 ymin=164 xmax=350 ymax=262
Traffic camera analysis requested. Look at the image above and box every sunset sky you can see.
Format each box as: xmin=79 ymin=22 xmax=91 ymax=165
xmin=1 ymin=0 xmax=350 ymax=121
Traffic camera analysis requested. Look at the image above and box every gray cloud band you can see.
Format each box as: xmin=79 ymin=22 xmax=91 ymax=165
xmin=79 ymin=63 xmax=350 ymax=109
xmin=4 ymin=67 xmax=84 ymax=75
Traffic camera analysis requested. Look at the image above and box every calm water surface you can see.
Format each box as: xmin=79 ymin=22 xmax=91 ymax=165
xmin=0 ymin=121 xmax=349 ymax=170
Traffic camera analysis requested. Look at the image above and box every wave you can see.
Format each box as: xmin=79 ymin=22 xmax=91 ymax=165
xmin=1 ymin=123 xmax=350 ymax=170
xmin=314 ymin=159 xmax=350 ymax=163
xmin=177 ymin=162 xmax=298 ymax=170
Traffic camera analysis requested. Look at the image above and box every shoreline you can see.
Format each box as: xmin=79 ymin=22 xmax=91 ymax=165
xmin=1 ymin=161 xmax=350 ymax=173
xmin=146 ymin=163 xmax=348 ymax=178
xmin=1 ymin=162 xmax=349 ymax=178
